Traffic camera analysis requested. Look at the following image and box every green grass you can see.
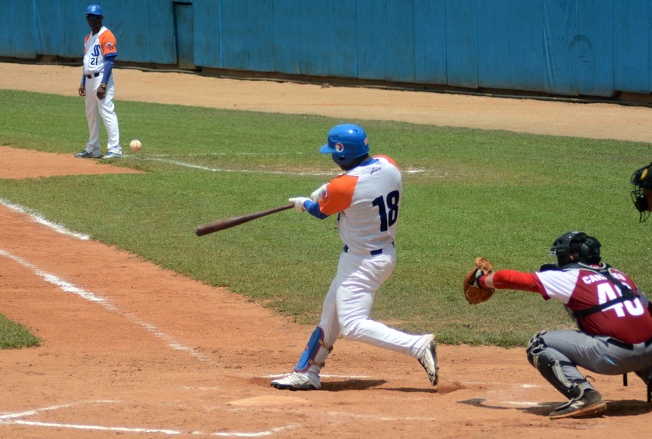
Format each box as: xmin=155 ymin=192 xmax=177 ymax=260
xmin=0 ymin=315 xmax=40 ymax=349
xmin=1 ymin=88 xmax=650 ymax=347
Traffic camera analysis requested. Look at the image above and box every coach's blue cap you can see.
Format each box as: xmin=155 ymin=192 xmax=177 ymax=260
xmin=86 ymin=4 xmax=103 ymax=16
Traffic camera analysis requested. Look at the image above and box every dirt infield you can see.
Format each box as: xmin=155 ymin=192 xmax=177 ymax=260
xmin=1 ymin=63 xmax=652 ymax=438
xmin=0 ymin=146 xmax=142 ymax=179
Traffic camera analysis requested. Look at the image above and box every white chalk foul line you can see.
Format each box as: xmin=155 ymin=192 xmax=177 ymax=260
xmin=0 ymin=401 xmax=300 ymax=437
xmin=144 ymin=157 xmax=334 ymax=176
xmin=0 ymin=198 xmax=89 ymax=240
xmin=3 ymin=420 xmax=300 ymax=437
xmin=143 ymin=157 xmax=426 ymax=176
xmin=0 ymin=400 xmax=119 ymax=421
xmin=5 ymin=420 xmax=182 ymax=435
xmin=142 ymin=152 xmax=308 ymax=158
xmin=0 ymin=249 xmax=208 ymax=362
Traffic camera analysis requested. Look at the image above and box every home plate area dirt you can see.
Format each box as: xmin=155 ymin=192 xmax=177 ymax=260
xmin=1 ymin=143 xmax=650 ymax=439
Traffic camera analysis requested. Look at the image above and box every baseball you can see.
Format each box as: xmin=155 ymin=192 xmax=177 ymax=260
xmin=129 ymin=139 xmax=142 ymax=152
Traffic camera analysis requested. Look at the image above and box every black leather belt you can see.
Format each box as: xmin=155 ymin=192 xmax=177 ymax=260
xmin=85 ymin=72 xmax=101 ymax=79
xmin=607 ymin=337 xmax=652 ymax=350
xmin=343 ymin=242 xmax=394 ymax=256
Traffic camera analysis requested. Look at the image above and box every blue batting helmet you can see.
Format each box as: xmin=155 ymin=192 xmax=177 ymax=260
xmin=319 ymin=124 xmax=369 ymax=160
xmin=86 ymin=4 xmax=103 ymax=16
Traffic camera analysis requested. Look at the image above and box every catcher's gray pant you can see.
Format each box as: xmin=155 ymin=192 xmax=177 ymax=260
xmin=528 ymin=329 xmax=652 ymax=397
xmin=84 ymin=75 xmax=121 ymax=155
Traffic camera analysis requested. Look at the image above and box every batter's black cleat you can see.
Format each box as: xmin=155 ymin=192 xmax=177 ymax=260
xmin=74 ymin=150 xmax=102 ymax=158
xmin=548 ymin=389 xmax=607 ymax=419
xmin=634 ymin=369 xmax=652 ymax=403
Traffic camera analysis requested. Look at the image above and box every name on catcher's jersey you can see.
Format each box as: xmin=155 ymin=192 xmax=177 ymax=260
xmin=535 ymin=268 xmax=652 ymax=344
xmin=83 ymin=27 xmax=117 ymax=74
xmin=318 ymin=155 xmax=401 ymax=253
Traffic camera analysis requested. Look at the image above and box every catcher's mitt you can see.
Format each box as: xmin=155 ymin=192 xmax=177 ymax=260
xmin=463 ymin=257 xmax=495 ymax=305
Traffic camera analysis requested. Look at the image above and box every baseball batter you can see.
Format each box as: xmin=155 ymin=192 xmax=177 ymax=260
xmin=473 ymin=231 xmax=652 ymax=419
xmin=271 ymin=123 xmax=438 ymax=391
xmin=75 ymin=4 xmax=122 ymax=159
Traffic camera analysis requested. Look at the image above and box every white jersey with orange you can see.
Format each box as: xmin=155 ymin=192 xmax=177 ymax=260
xmin=83 ymin=27 xmax=118 ymax=74
xmin=316 ymin=155 xmax=401 ymax=253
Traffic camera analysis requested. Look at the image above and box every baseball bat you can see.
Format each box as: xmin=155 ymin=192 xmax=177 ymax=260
xmin=195 ymin=203 xmax=294 ymax=236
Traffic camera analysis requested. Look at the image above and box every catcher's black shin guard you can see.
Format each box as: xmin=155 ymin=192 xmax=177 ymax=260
xmin=526 ymin=332 xmax=589 ymax=399
xmin=634 ymin=369 xmax=652 ymax=403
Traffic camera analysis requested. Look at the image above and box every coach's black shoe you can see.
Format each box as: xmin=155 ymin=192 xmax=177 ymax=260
xmin=549 ymin=389 xmax=606 ymax=419
xmin=74 ymin=150 xmax=102 ymax=158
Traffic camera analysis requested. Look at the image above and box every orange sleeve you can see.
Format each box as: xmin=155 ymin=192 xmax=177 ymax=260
xmin=99 ymin=30 xmax=118 ymax=56
xmin=318 ymin=175 xmax=357 ymax=215
xmin=373 ymin=154 xmax=399 ymax=168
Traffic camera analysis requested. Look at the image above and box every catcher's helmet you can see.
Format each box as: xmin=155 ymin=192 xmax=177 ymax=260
xmin=85 ymin=4 xmax=103 ymax=16
xmin=631 ymin=162 xmax=652 ymax=222
xmin=320 ymin=124 xmax=369 ymax=169
xmin=550 ymin=231 xmax=601 ymax=266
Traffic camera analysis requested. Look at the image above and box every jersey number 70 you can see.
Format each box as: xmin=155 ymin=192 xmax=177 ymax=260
xmin=372 ymin=190 xmax=400 ymax=232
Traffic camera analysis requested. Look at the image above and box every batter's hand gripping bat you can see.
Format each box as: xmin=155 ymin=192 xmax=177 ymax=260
xmin=195 ymin=203 xmax=294 ymax=236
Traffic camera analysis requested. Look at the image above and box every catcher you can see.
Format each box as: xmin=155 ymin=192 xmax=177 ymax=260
xmin=464 ymin=231 xmax=652 ymax=419
xmin=631 ymin=162 xmax=652 ymax=223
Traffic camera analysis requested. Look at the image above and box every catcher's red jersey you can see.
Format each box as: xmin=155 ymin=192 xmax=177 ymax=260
xmin=494 ymin=267 xmax=652 ymax=344
xmin=534 ymin=267 xmax=652 ymax=343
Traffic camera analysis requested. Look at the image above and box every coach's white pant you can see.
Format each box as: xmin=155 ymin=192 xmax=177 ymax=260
xmin=84 ymin=75 xmax=121 ymax=155
xmin=310 ymin=247 xmax=430 ymax=375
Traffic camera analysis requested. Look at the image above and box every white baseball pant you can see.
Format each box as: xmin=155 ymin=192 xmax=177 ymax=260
xmin=307 ymin=246 xmax=430 ymax=376
xmin=84 ymin=75 xmax=121 ymax=155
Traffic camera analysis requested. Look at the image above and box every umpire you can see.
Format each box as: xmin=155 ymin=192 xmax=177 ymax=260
xmin=631 ymin=162 xmax=652 ymax=222
xmin=475 ymin=232 xmax=652 ymax=419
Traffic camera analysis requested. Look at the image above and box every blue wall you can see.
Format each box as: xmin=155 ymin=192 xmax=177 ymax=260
xmin=1 ymin=0 xmax=651 ymax=97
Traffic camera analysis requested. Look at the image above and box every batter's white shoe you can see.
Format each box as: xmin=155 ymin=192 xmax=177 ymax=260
xmin=102 ymin=152 xmax=123 ymax=159
xmin=271 ymin=372 xmax=321 ymax=391
xmin=417 ymin=334 xmax=439 ymax=386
